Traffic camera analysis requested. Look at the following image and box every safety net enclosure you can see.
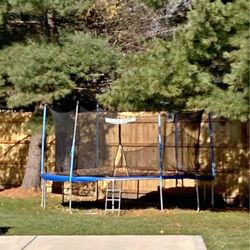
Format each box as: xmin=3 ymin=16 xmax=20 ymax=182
xmin=51 ymin=109 xmax=161 ymax=177
xmin=40 ymin=103 xmax=216 ymax=213
xmin=42 ymin=105 xmax=215 ymax=179
xmin=163 ymin=111 xmax=211 ymax=176
xmin=51 ymin=109 xmax=75 ymax=174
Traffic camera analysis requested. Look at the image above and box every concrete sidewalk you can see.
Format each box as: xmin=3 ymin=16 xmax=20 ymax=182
xmin=0 ymin=235 xmax=207 ymax=250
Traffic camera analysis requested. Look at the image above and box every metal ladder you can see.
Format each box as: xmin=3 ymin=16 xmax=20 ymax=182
xmin=105 ymin=180 xmax=121 ymax=215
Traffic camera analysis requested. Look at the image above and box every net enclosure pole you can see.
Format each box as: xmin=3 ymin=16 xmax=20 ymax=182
xmin=69 ymin=101 xmax=79 ymax=214
xmin=208 ymin=113 xmax=215 ymax=178
xmin=158 ymin=114 xmax=164 ymax=212
xmin=174 ymin=113 xmax=179 ymax=172
xmin=41 ymin=104 xmax=47 ymax=209
xmin=195 ymin=179 xmax=200 ymax=212
xmin=95 ymin=104 xmax=100 ymax=199
xmin=208 ymin=113 xmax=215 ymax=207
xmin=96 ymin=104 xmax=100 ymax=168
xmin=40 ymin=104 xmax=47 ymax=175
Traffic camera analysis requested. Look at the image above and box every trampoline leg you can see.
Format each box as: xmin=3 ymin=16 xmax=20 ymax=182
xmin=62 ymin=183 xmax=65 ymax=204
xmin=195 ymin=179 xmax=200 ymax=212
xmin=44 ymin=181 xmax=46 ymax=209
xmin=211 ymin=181 xmax=214 ymax=208
xmin=41 ymin=179 xmax=43 ymax=208
xmin=136 ymin=180 xmax=140 ymax=199
xmin=105 ymin=182 xmax=108 ymax=215
xmin=203 ymin=182 xmax=207 ymax=204
xmin=96 ymin=181 xmax=99 ymax=200
xmin=159 ymin=178 xmax=164 ymax=212
xmin=41 ymin=179 xmax=46 ymax=209
xmin=112 ymin=180 xmax=115 ymax=213
xmin=69 ymin=182 xmax=73 ymax=214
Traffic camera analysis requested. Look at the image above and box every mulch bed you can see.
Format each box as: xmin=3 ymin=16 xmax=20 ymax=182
xmin=0 ymin=187 xmax=40 ymax=199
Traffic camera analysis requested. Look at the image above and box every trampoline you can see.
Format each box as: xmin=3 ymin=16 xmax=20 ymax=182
xmin=40 ymin=102 xmax=215 ymax=213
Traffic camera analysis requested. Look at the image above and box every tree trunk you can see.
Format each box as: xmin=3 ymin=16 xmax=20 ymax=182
xmin=21 ymin=133 xmax=42 ymax=190
xmin=43 ymin=10 xmax=58 ymax=39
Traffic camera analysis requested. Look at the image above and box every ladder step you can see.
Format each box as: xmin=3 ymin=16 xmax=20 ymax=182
xmin=106 ymin=199 xmax=120 ymax=201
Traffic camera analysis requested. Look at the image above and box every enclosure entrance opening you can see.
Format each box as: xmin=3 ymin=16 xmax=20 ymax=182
xmin=105 ymin=117 xmax=136 ymax=176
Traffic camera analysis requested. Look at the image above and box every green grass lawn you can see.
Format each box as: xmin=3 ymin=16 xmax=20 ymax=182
xmin=0 ymin=196 xmax=249 ymax=250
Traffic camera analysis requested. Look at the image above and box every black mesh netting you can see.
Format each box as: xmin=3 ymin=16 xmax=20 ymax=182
xmin=51 ymin=108 xmax=207 ymax=177
xmin=51 ymin=109 xmax=75 ymax=173
xmin=163 ymin=111 xmax=203 ymax=174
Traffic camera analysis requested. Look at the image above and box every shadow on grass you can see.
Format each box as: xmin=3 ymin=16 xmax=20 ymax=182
xmin=0 ymin=227 xmax=11 ymax=235
xmin=61 ymin=187 xmax=228 ymax=211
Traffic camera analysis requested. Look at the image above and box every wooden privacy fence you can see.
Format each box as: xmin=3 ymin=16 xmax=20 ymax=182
xmin=0 ymin=111 xmax=249 ymax=206
xmin=0 ymin=112 xmax=30 ymax=188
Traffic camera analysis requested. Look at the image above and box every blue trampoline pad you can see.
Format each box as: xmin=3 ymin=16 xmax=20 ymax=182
xmin=41 ymin=173 xmax=162 ymax=182
xmin=41 ymin=173 xmax=214 ymax=183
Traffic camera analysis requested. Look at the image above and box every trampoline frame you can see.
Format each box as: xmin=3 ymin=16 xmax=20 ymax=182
xmin=40 ymin=104 xmax=216 ymax=213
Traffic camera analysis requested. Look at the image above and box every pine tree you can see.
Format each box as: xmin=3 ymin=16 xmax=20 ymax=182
xmin=183 ymin=0 xmax=249 ymax=121
xmin=98 ymin=0 xmax=249 ymax=121
xmin=98 ymin=39 xmax=211 ymax=112
xmin=0 ymin=32 xmax=120 ymax=189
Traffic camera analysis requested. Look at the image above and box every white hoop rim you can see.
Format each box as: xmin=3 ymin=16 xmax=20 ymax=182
xmin=105 ymin=117 xmax=136 ymax=125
